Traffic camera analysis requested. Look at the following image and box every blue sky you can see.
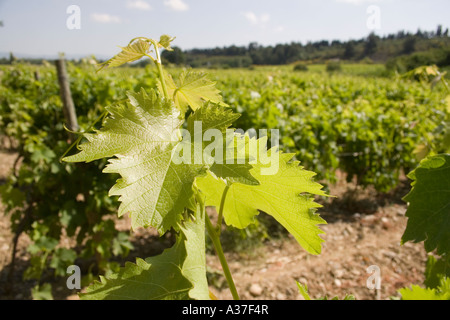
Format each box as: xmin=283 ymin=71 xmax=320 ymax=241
xmin=0 ymin=0 xmax=449 ymax=58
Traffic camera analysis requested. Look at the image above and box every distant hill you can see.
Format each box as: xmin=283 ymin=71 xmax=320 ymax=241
xmin=160 ymin=26 xmax=450 ymax=70
xmin=2 ymin=25 xmax=449 ymax=71
xmin=0 ymin=52 xmax=110 ymax=64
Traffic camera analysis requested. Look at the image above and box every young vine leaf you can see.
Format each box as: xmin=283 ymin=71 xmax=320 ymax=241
xmin=399 ymin=277 xmax=450 ymax=300
xmin=197 ymin=137 xmax=327 ymax=255
xmin=187 ymin=102 xmax=238 ymax=135
xmin=161 ymin=69 xmax=226 ymax=113
xmin=62 ymin=34 xmax=331 ymax=300
xmin=98 ymin=39 xmax=151 ymax=70
xmin=180 ymin=199 xmax=210 ymax=300
xmin=63 ymin=89 xmax=206 ymax=233
xmin=158 ymin=34 xmax=176 ymax=51
xmin=81 ymin=256 xmax=192 ymax=300
xmin=401 ymin=154 xmax=450 ymax=255
xmin=80 ymin=202 xmax=209 ymax=300
xmin=63 ymin=89 xmax=256 ymax=233
xmin=296 ymin=281 xmax=355 ymax=300
xmin=424 ymin=254 xmax=450 ymax=289
xmin=97 ymin=35 xmax=175 ymax=71
xmin=185 ymin=103 xmax=259 ymax=185
xmin=296 ymin=282 xmax=311 ymax=300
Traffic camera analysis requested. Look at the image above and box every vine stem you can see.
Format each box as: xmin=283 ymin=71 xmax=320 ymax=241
xmin=205 ymin=208 xmax=240 ymax=300
xmin=59 ymin=109 xmax=108 ymax=162
xmin=216 ymin=184 xmax=230 ymax=235
xmin=148 ymin=40 xmax=169 ymax=100
xmin=155 ymin=60 xmax=169 ymax=99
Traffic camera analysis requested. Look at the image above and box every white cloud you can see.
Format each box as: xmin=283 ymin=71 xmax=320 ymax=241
xmin=91 ymin=13 xmax=122 ymax=23
xmin=242 ymin=12 xmax=270 ymax=26
xmin=243 ymin=12 xmax=258 ymax=24
xmin=336 ymin=0 xmax=383 ymax=4
xmin=260 ymin=13 xmax=270 ymax=24
xmin=126 ymin=0 xmax=152 ymax=11
xmin=164 ymin=0 xmax=189 ymax=11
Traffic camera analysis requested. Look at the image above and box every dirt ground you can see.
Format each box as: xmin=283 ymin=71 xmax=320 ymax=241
xmin=0 ymin=150 xmax=427 ymax=300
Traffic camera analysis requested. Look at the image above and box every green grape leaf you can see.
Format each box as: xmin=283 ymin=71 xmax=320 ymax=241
xmin=208 ymin=134 xmax=259 ymax=185
xmin=180 ymin=200 xmax=209 ymax=300
xmin=164 ymin=69 xmax=226 ymax=113
xmin=399 ymin=285 xmax=440 ymax=300
xmin=80 ymin=202 xmax=209 ymax=300
xmin=425 ymin=255 xmax=450 ymax=289
xmin=186 ymin=102 xmax=240 ymax=138
xmin=197 ymin=137 xmax=327 ymax=255
xmin=63 ymin=89 xmax=181 ymax=162
xmin=63 ymin=89 xmax=205 ymax=233
xmin=81 ymin=242 xmax=191 ymax=300
xmin=402 ymin=154 xmax=450 ymax=255
xmin=170 ymin=104 xmax=256 ymax=187
xmin=158 ymin=34 xmax=176 ymax=51
xmin=184 ymin=103 xmax=258 ymax=185
xmin=209 ymin=162 xmax=259 ymax=186
xmin=296 ymin=282 xmax=311 ymax=300
xmin=98 ymin=39 xmax=150 ymax=70
xmin=31 ymin=283 xmax=53 ymax=300
xmin=399 ymin=277 xmax=450 ymax=300
xmin=296 ymin=281 xmax=355 ymax=300
xmin=318 ymin=294 xmax=356 ymax=301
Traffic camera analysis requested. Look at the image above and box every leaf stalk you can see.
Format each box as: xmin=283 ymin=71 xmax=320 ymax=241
xmin=205 ymin=209 xmax=240 ymax=300
xmin=216 ymin=184 xmax=230 ymax=235
xmin=149 ymin=40 xmax=169 ymax=100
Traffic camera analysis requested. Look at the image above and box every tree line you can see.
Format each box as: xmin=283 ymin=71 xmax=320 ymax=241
xmin=161 ymin=26 xmax=450 ymax=69
xmin=2 ymin=25 xmax=449 ymax=72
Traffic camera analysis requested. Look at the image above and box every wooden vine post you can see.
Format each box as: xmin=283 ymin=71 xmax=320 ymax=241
xmin=55 ymin=58 xmax=79 ymax=141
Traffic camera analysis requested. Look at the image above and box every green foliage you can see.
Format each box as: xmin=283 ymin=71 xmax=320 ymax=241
xmin=162 ymin=46 xmax=186 ymax=65
xmin=424 ymin=255 xmax=450 ymax=289
xmin=98 ymin=35 xmax=175 ymax=71
xmin=326 ymin=61 xmax=342 ymax=73
xmin=293 ymin=63 xmax=308 ymax=72
xmin=215 ymin=67 xmax=447 ymax=192
xmin=197 ymin=143 xmax=327 ymax=255
xmin=162 ymin=68 xmax=226 ymax=113
xmin=364 ymin=33 xmax=379 ymax=57
xmin=0 ymin=61 xmax=150 ymax=295
xmin=64 ymin=89 xmax=202 ymax=233
xmin=399 ymin=277 xmax=450 ymax=300
xmin=397 ymin=69 xmax=449 ymax=300
xmin=401 ymin=64 xmax=446 ymax=84
xmin=296 ymin=282 xmax=355 ymax=300
xmin=3 ymin=39 xmax=449 ymax=300
xmin=158 ymin=35 xmax=176 ymax=51
xmin=386 ymin=48 xmax=450 ymax=74
xmin=401 ymin=154 xmax=450 ymax=255
xmin=100 ymin=39 xmax=151 ymax=70
xmin=31 ymin=283 xmax=53 ymax=300
xmin=178 ymin=26 xmax=450 ymax=67
xmin=187 ymin=55 xmax=253 ymax=69
xmin=81 ymin=204 xmax=208 ymax=300
xmin=62 ymin=35 xmax=328 ymax=300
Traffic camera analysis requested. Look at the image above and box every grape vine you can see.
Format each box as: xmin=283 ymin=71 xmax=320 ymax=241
xmin=396 ymin=66 xmax=450 ymax=300
xmin=62 ymin=35 xmax=327 ymax=300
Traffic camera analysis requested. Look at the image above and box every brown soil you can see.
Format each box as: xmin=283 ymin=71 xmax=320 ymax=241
xmin=0 ymin=150 xmax=426 ymax=300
